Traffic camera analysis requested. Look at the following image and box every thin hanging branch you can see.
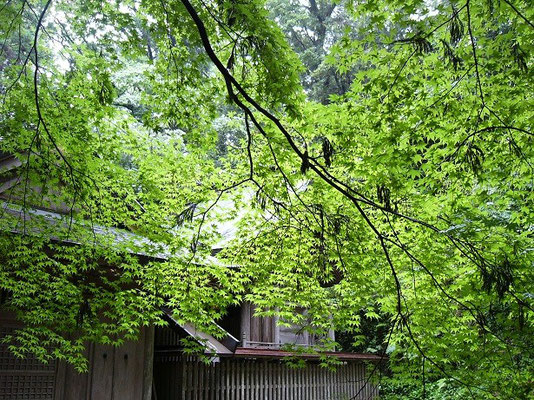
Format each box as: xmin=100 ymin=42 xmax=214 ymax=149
xmin=503 ymin=0 xmax=534 ymax=29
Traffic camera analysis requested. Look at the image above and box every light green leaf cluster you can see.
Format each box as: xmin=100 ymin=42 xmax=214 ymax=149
xmin=0 ymin=0 xmax=532 ymax=396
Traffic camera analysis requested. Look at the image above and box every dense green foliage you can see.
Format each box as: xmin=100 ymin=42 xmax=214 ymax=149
xmin=0 ymin=0 xmax=532 ymax=397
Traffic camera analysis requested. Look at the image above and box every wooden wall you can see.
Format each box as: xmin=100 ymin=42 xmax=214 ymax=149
xmin=54 ymin=326 xmax=154 ymax=400
xmin=0 ymin=310 xmax=154 ymax=400
xmin=154 ymin=355 xmax=378 ymax=400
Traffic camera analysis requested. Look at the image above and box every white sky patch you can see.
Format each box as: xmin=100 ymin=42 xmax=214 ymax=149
xmin=410 ymin=8 xmax=439 ymax=21
xmin=46 ymin=7 xmax=71 ymax=73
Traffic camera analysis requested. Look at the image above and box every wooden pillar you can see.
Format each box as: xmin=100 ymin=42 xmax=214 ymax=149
xmin=273 ymin=315 xmax=280 ymax=348
xmin=143 ymin=326 xmax=155 ymax=400
xmin=240 ymin=303 xmax=251 ymax=347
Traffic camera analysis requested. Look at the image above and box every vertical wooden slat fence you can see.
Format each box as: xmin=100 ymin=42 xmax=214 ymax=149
xmin=154 ymin=355 xmax=378 ymax=400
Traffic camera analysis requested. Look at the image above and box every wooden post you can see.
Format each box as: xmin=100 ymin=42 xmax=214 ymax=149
xmin=143 ymin=326 xmax=155 ymax=400
xmin=241 ymin=303 xmax=251 ymax=347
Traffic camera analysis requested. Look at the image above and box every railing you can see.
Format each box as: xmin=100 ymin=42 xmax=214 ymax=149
xmin=242 ymin=340 xmax=315 ymax=350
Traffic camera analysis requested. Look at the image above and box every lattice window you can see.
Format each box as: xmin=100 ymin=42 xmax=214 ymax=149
xmin=0 ymin=325 xmax=56 ymax=400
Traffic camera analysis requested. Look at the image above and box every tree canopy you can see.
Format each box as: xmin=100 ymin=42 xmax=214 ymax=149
xmin=0 ymin=0 xmax=532 ymax=398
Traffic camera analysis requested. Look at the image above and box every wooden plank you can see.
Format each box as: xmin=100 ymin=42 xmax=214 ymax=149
xmin=208 ymin=360 xmax=213 ymax=400
xmin=267 ymin=361 xmax=272 ymax=400
xmin=318 ymin=364 xmax=321 ymax=400
xmin=348 ymin=363 xmax=353 ymax=398
xmin=352 ymin=363 xmax=361 ymax=397
xmin=239 ymin=362 xmax=247 ymax=400
xmin=299 ymin=364 xmax=303 ymax=400
xmin=281 ymin=362 xmax=286 ymax=400
xmin=259 ymin=361 xmax=264 ymax=400
xmin=334 ymin=365 xmax=338 ymax=399
xmin=292 ymin=364 xmax=296 ymax=400
xmin=358 ymin=363 xmax=362 ymax=398
xmin=218 ymin=360 xmax=223 ymax=400
xmin=322 ymin=368 xmax=329 ymax=400
xmin=308 ymin=364 xmax=312 ymax=400
xmin=320 ymin=364 xmax=324 ymax=400
xmin=254 ymin=360 xmax=257 ymax=399
xmin=242 ymin=360 xmax=248 ymax=399
xmin=234 ymin=360 xmax=239 ymax=400
xmin=339 ymin=365 xmax=346 ymax=397
xmin=87 ymin=344 xmax=114 ymax=400
xmin=181 ymin=356 xmax=187 ymax=400
xmin=313 ymin=364 xmax=322 ymax=400
xmin=238 ymin=359 xmax=242 ymax=400
xmin=288 ymin=363 xmax=292 ymax=400
xmin=295 ymin=364 xmax=299 ymax=400
xmin=262 ymin=316 xmax=270 ymax=343
xmin=205 ymin=361 xmax=210 ymax=400
xmin=349 ymin=364 xmax=353 ymax=396
xmin=54 ymin=360 xmax=66 ymax=400
xmin=59 ymin=345 xmax=90 ymax=400
xmin=280 ymin=363 xmax=284 ymax=400
xmin=212 ymin=360 xmax=217 ymax=400
xmin=273 ymin=315 xmax=280 ymax=347
xmin=327 ymin=364 xmax=331 ymax=400
xmin=241 ymin=303 xmax=251 ymax=346
xmin=211 ymin=360 xmax=215 ymax=400
xmin=214 ymin=361 xmax=219 ymax=400
xmin=365 ymin=363 xmax=369 ymax=399
xmin=247 ymin=359 xmax=251 ymax=400
xmin=194 ymin=358 xmax=199 ymax=400
xmin=269 ymin=361 xmax=276 ymax=400
xmin=189 ymin=358 xmax=194 ymax=400
xmin=112 ymin=332 xmax=146 ymax=400
xmin=343 ymin=364 xmax=351 ymax=397
xmin=224 ymin=359 xmax=229 ymax=400
xmin=319 ymin=364 xmax=324 ymax=400
xmin=332 ymin=368 xmax=339 ymax=398
xmin=312 ymin=364 xmax=316 ymax=400
xmin=183 ymin=357 xmax=187 ymax=400
xmin=193 ymin=360 xmax=198 ymax=400
xmin=277 ymin=361 xmax=284 ymax=400
xmin=203 ymin=360 xmax=208 ymax=400
xmin=272 ymin=362 xmax=277 ymax=400
xmin=283 ymin=363 xmax=288 ymax=400
xmin=266 ymin=361 xmax=270 ymax=400
xmin=231 ymin=359 xmax=236 ymax=400
xmin=189 ymin=359 xmax=194 ymax=400
xmin=198 ymin=358 xmax=203 ymax=400
xmin=258 ymin=360 xmax=262 ymax=400
xmin=261 ymin=361 xmax=266 ymax=400
xmin=302 ymin=364 xmax=306 ymax=400
xmin=270 ymin=361 xmax=275 ymax=400
xmin=361 ymin=363 xmax=366 ymax=400
xmin=314 ymin=364 xmax=318 ymax=400
xmin=203 ymin=361 xmax=207 ymax=400
xmin=248 ymin=360 xmax=252 ymax=400
xmin=202 ymin=360 xmax=206 ymax=400
xmin=325 ymin=367 xmax=330 ymax=400
xmin=220 ymin=360 xmax=224 ymax=400
xmin=251 ymin=360 xmax=255 ymax=399
xmin=250 ymin=315 xmax=261 ymax=343
xmin=351 ymin=363 xmax=355 ymax=397
xmin=356 ymin=363 xmax=361 ymax=399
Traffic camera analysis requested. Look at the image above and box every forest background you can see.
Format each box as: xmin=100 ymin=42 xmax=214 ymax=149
xmin=0 ymin=0 xmax=532 ymax=398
